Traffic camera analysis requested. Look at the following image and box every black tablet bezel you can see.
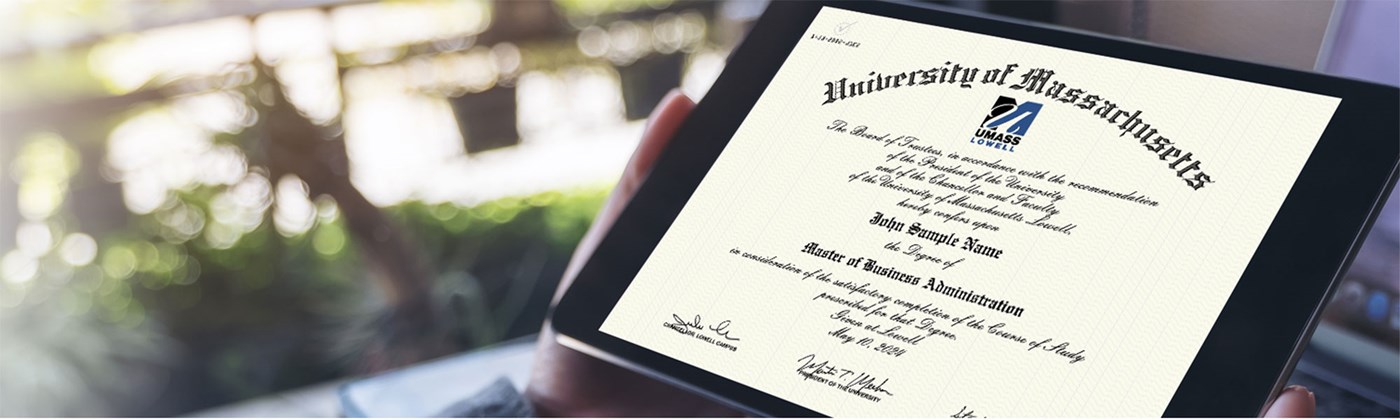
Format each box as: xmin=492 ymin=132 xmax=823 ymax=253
xmin=551 ymin=1 xmax=1400 ymax=416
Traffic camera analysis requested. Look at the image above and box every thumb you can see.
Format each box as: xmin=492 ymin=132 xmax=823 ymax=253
xmin=1264 ymin=385 xmax=1316 ymax=417
xmin=551 ymin=89 xmax=694 ymax=303
xmin=619 ymin=89 xmax=696 ymax=195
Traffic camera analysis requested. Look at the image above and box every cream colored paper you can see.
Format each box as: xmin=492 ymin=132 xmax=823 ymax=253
xmin=600 ymin=6 xmax=1339 ymax=417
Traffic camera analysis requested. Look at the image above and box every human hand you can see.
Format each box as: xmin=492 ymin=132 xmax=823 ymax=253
xmin=526 ymin=89 xmax=740 ymax=417
xmin=523 ymin=88 xmax=1316 ymax=418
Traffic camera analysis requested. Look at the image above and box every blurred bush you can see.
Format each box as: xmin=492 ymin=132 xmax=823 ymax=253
xmin=0 ymin=0 xmax=732 ymax=415
xmin=1 ymin=179 xmax=609 ymax=415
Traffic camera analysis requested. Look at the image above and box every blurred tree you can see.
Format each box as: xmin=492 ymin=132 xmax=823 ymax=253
xmin=0 ymin=0 xmax=713 ymax=415
xmin=252 ymin=61 xmax=450 ymax=371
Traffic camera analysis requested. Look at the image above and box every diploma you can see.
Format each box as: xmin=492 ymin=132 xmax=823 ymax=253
xmin=601 ymin=6 xmax=1340 ymax=417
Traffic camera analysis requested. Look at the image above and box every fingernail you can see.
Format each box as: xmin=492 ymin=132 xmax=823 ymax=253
xmin=1284 ymin=384 xmax=1314 ymax=403
xmin=655 ymin=88 xmax=683 ymax=109
xmin=644 ymin=88 xmax=684 ymax=130
xmin=662 ymin=87 xmax=683 ymax=101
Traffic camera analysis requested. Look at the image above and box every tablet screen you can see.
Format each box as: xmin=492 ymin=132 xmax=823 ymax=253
xmin=599 ymin=6 xmax=1341 ymax=416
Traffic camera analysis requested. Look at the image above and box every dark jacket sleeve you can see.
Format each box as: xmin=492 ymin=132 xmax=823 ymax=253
xmin=436 ymin=378 xmax=535 ymax=418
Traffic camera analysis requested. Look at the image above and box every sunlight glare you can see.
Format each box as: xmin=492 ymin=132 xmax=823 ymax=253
xmin=273 ymin=175 xmax=316 ymax=237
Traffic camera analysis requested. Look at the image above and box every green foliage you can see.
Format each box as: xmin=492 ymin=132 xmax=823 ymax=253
xmin=386 ymin=185 xmax=610 ymax=347
xmin=2 ymin=175 xmax=613 ymax=413
xmin=393 ymin=184 xmax=610 ymax=261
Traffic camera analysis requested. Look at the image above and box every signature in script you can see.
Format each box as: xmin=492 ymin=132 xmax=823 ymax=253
xmin=663 ymin=313 xmax=741 ymax=341
xmin=952 ymin=405 xmax=981 ymax=418
xmin=795 ymin=353 xmax=895 ymax=396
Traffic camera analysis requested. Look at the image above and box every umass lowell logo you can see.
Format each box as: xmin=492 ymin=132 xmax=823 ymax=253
xmin=970 ymin=96 xmax=1042 ymax=153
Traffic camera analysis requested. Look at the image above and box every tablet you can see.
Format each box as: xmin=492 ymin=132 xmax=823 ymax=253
xmin=551 ymin=1 xmax=1400 ymax=416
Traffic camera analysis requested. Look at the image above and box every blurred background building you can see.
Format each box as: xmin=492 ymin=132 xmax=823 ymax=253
xmin=0 ymin=0 xmax=1394 ymax=417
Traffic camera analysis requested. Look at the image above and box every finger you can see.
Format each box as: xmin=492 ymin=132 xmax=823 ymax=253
xmin=596 ymin=89 xmax=695 ymax=232
xmin=1264 ymin=385 xmax=1316 ymax=417
xmin=552 ymin=89 xmax=695 ymax=302
xmin=620 ymin=88 xmax=696 ymax=195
